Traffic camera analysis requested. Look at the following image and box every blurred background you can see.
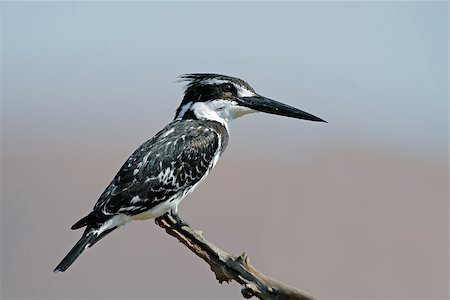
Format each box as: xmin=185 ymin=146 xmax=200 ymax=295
xmin=1 ymin=2 xmax=448 ymax=299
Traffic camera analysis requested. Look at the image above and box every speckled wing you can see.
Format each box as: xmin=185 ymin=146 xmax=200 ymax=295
xmin=90 ymin=119 xmax=228 ymax=219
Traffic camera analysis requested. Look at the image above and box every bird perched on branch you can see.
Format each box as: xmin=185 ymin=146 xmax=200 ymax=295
xmin=54 ymin=73 xmax=326 ymax=272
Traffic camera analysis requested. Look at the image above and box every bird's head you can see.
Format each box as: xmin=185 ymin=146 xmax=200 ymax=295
xmin=175 ymin=73 xmax=326 ymax=129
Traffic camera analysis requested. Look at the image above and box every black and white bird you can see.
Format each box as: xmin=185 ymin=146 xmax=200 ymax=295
xmin=54 ymin=73 xmax=326 ymax=272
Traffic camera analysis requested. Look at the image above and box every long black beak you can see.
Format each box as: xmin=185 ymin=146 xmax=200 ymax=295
xmin=237 ymin=94 xmax=327 ymax=122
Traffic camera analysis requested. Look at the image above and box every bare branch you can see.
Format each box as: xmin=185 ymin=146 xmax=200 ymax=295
xmin=155 ymin=213 xmax=314 ymax=300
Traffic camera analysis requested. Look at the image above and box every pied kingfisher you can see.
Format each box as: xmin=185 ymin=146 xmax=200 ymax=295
xmin=54 ymin=73 xmax=326 ymax=272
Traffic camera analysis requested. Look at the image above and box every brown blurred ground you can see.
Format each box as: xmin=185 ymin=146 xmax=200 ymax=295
xmin=1 ymin=134 xmax=448 ymax=299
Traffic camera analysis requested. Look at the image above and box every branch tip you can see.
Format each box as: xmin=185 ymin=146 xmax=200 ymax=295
xmin=155 ymin=212 xmax=313 ymax=300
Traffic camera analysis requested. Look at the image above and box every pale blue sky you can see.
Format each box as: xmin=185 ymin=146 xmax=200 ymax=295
xmin=2 ymin=1 xmax=448 ymax=157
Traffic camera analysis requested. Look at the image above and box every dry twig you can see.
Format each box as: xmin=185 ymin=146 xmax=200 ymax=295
xmin=155 ymin=213 xmax=314 ymax=300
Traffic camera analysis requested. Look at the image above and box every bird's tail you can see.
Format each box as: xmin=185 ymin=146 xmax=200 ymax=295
xmin=53 ymin=226 xmax=116 ymax=273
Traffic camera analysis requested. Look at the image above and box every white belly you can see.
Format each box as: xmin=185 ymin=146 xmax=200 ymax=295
xmin=131 ymin=196 xmax=182 ymax=220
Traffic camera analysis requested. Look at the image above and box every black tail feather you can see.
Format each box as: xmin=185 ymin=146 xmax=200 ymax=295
xmin=71 ymin=216 xmax=89 ymax=230
xmin=71 ymin=212 xmax=98 ymax=230
xmin=54 ymin=231 xmax=95 ymax=272
xmin=54 ymin=226 xmax=117 ymax=273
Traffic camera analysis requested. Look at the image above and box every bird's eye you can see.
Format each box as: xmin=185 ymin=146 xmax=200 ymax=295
xmin=221 ymin=83 xmax=234 ymax=93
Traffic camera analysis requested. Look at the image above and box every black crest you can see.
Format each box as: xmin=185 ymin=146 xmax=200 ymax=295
xmin=179 ymin=73 xmax=254 ymax=101
xmin=179 ymin=73 xmax=253 ymax=90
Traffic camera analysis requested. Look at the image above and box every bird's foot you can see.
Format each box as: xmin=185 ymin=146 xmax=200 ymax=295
xmin=171 ymin=212 xmax=190 ymax=228
xmin=154 ymin=211 xmax=190 ymax=229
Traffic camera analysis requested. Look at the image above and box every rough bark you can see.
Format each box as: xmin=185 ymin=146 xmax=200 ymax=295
xmin=155 ymin=213 xmax=314 ymax=300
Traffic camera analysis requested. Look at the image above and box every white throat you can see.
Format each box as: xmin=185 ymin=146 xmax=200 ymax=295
xmin=177 ymin=100 xmax=256 ymax=131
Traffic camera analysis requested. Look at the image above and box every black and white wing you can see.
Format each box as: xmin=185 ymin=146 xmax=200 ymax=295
xmin=72 ymin=119 xmax=229 ymax=228
xmin=55 ymin=119 xmax=228 ymax=272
